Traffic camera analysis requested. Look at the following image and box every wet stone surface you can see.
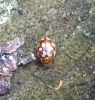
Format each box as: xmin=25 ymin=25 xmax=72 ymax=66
xmin=0 ymin=0 xmax=95 ymax=100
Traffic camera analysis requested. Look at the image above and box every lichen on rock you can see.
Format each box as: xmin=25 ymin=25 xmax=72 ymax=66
xmin=0 ymin=0 xmax=18 ymax=24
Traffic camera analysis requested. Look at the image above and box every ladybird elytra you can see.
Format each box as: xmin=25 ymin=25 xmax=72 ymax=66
xmin=37 ymin=37 xmax=56 ymax=67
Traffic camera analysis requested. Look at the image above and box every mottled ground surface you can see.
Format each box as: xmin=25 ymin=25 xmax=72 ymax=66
xmin=0 ymin=0 xmax=95 ymax=100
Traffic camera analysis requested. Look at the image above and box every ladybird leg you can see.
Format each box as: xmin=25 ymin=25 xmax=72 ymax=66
xmin=0 ymin=72 xmax=10 ymax=77
xmin=45 ymin=65 xmax=49 ymax=69
xmin=44 ymin=63 xmax=50 ymax=68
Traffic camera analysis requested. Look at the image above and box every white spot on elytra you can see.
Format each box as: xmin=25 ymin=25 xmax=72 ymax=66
xmin=46 ymin=42 xmax=53 ymax=51
xmin=39 ymin=47 xmax=42 ymax=51
xmin=47 ymin=51 xmax=52 ymax=57
xmin=50 ymin=46 xmax=53 ymax=50
xmin=42 ymin=51 xmax=46 ymax=57
xmin=42 ymin=43 xmax=45 ymax=47
xmin=52 ymin=42 xmax=55 ymax=47
xmin=46 ymin=42 xmax=51 ymax=48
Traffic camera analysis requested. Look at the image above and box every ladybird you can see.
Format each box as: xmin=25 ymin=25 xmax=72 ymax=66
xmin=37 ymin=37 xmax=56 ymax=67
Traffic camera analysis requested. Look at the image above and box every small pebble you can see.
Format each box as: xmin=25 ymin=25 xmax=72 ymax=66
xmin=17 ymin=79 xmax=22 ymax=85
